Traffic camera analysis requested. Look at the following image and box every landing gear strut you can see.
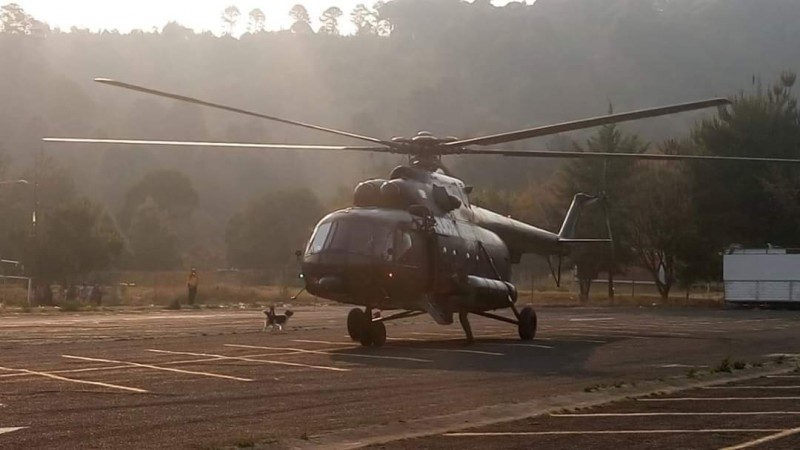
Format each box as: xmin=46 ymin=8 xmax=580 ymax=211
xmin=471 ymin=305 xmax=538 ymax=342
xmin=459 ymin=311 xmax=474 ymax=344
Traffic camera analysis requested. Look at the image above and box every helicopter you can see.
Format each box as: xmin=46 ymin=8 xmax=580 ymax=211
xmin=44 ymin=79 xmax=800 ymax=346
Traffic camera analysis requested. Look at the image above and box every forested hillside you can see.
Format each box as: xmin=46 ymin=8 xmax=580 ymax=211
xmin=1 ymin=0 xmax=799 ymax=280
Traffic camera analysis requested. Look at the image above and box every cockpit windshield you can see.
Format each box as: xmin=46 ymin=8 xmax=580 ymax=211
xmin=306 ymin=219 xmax=394 ymax=260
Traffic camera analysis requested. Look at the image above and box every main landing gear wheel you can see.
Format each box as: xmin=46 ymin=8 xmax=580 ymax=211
xmin=518 ymin=306 xmax=537 ymax=341
xmin=347 ymin=308 xmax=365 ymax=341
xmin=359 ymin=319 xmax=387 ymax=347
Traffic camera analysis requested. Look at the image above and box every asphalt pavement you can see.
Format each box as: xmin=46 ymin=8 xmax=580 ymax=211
xmin=1 ymin=305 xmax=799 ymax=449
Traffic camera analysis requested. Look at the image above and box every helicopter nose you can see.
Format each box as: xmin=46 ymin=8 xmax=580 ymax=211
xmin=317 ymin=276 xmax=344 ymax=292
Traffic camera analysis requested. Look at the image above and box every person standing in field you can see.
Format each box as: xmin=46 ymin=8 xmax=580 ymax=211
xmin=187 ymin=268 xmax=199 ymax=305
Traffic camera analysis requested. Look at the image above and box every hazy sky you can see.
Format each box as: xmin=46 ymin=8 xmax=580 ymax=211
xmin=15 ymin=1 xmax=532 ymax=35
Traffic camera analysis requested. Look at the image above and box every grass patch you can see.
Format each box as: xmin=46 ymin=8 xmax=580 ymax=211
xmin=59 ymin=300 xmax=82 ymax=312
xmin=713 ymin=357 xmax=732 ymax=373
xmin=232 ymin=438 xmax=255 ymax=448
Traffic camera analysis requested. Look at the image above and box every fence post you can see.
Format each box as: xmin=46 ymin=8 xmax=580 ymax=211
xmin=530 ymin=272 xmax=534 ymax=303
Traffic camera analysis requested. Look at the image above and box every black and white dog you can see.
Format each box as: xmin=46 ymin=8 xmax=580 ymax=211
xmin=263 ymin=306 xmax=294 ymax=332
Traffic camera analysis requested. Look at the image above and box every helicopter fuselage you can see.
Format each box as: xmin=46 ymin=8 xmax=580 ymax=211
xmin=300 ymin=165 xmax=566 ymax=317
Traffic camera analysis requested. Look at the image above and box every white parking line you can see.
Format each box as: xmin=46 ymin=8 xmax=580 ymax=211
xmin=486 ymin=342 xmax=554 ymax=349
xmin=767 ymin=375 xmax=800 ymax=379
xmin=538 ymin=337 xmax=607 ymax=344
xmin=224 ymin=344 xmax=432 ymax=363
xmin=61 ymin=355 xmax=253 ymax=382
xmin=294 ymin=339 xmax=352 ymax=345
xmin=569 ymin=317 xmax=616 ymax=322
xmin=292 ymin=339 xmax=505 ymax=356
xmin=0 ymin=365 xmax=148 ymax=393
xmin=659 ymin=364 xmax=709 ymax=368
xmin=0 ymin=427 xmax=25 ymax=436
xmin=551 ymin=412 xmax=800 ymax=417
xmin=639 ymin=396 xmax=800 ymax=401
xmin=445 ymin=429 xmax=779 ymax=437
xmin=721 ymin=426 xmax=800 ymax=450
xmin=0 ymin=364 xmax=133 ymax=378
xmin=147 ymin=349 xmax=350 ymax=372
xmin=704 ymin=386 xmax=800 ymax=390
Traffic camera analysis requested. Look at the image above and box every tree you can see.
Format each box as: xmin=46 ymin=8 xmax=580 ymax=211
xmin=162 ymin=21 xmax=195 ymax=39
xmin=119 ymin=170 xmax=198 ymax=230
xmin=33 ymin=199 xmax=123 ymax=284
xmin=319 ymin=7 xmax=343 ymax=35
xmin=549 ymin=111 xmax=648 ymax=300
xmin=0 ymin=3 xmax=34 ymax=34
xmin=352 ymin=2 xmax=392 ymax=36
xmin=248 ymin=8 xmax=266 ymax=34
xmin=125 ymin=198 xmax=181 ymax=270
xmin=691 ymin=73 xmax=800 ymax=256
xmin=351 ymin=3 xmax=376 ymax=35
xmin=221 ymin=5 xmax=241 ymax=36
xmin=289 ymin=4 xmax=313 ymax=34
xmin=226 ymin=189 xmax=324 ymax=277
xmin=625 ymin=141 xmax=699 ymax=300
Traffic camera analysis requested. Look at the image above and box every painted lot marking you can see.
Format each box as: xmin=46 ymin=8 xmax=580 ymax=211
xmin=704 ymin=385 xmax=800 ymax=390
xmin=445 ymin=429 xmax=780 ymax=437
xmin=551 ymin=412 xmax=800 ymax=417
xmin=486 ymin=342 xmax=554 ymax=349
xmin=0 ymin=365 xmax=148 ymax=393
xmin=147 ymin=349 xmax=350 ymax=372
xmin=721 ymin=426 xmax=800 ymax=450
xmin=224 ymin=344 xmax=432 ymax=363
xmin=0 ymin=427 xmax=25 ymax=436
xmin=292 ymin=339 xmax=505 ymax=356
xmin=767 ymin=375 xmax=800 ymax=379
xmin=538 ymin=337 xmax=607 ymax=344
xmin=569 ymin=317 xmax=616 ymax=322
xmin=61 ymin=355 xmax=253 ymax=382
xmin=639 ymin=396 xmax=800 ymax=402
xmin=660 ymin=364 xmax=709 ymax=368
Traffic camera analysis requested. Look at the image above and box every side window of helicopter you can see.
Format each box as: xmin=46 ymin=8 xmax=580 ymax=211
xmin=374 ymin=225 xmax=394 ymax=261
xmin=306 ymin=222 xmax=333 ymax=255
xmin=394 ymin=229 xmax=425 ymax=266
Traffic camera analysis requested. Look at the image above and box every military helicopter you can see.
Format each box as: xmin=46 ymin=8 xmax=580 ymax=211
xmin=44 ymin=79 xmax=800 ymax=346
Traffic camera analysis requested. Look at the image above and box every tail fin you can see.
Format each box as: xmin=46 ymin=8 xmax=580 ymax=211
xmin=557 ymin=193 xmax=612 ymax=244
xmin=558 ymin=193 xmax=600 ymax=239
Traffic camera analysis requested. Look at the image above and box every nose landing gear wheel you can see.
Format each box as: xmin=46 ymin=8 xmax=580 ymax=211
xmin=347 ymin=308 xmax=365 ymax=341
xmin=359 ymin=319 xmax=387 ymax=347
xmin=518 ymin=306 xmax=537 ymax=341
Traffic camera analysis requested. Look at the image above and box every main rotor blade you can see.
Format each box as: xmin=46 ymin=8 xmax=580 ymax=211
xmin=463 ymin=148 xmax=800 ymax=163
xmin=42 ymin=138 xmax=395 ymax=153
xmin=93 ymin=78 xmax=398 ymax=148
xmin=446 ymin=98 xmax=730 ymax=147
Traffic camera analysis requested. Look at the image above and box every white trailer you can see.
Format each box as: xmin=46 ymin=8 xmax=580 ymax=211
xmin=723 ymin=248 xmax=800 ymax=303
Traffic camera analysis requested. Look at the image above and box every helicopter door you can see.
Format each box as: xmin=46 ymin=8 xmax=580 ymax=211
xmin=389 ymin=228 xmax=428 ymax=299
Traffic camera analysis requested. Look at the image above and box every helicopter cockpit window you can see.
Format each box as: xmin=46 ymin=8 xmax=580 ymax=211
xmin=325 ymin=220 xmax=394 ymax=259
xmin=306 ymin=222 xmax=332 ymax=255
